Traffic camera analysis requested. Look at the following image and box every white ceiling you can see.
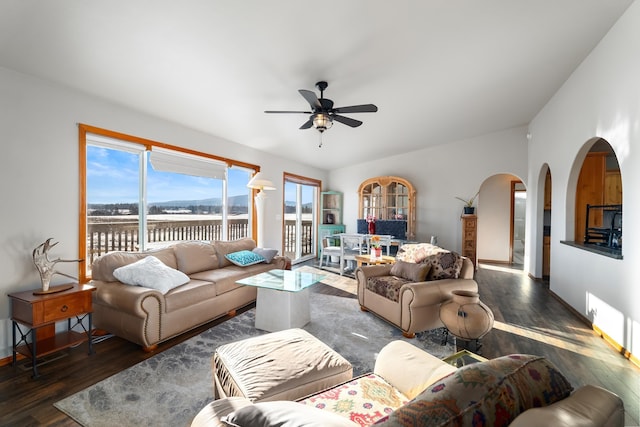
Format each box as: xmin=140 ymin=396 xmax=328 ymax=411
xmin=0 ymin=1 xmax=633 ymax=170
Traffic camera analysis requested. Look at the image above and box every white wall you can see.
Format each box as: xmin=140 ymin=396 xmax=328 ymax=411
xmin=526 ymin=1 xmax=640 ymax=356
xmin=477 ymin=174 xmax=520 ymax=262
xmin=0 ymin=66 xmax=327 ymax=358
xmin=328 ymin=127 xmax=529 ymax=253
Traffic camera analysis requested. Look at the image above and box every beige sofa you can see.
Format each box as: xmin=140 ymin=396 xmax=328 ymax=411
xmin=192 ymin=340 xmax=624 ymax=427
xmin=90 ymin=238 xmax=288 ymax=351
xmin=356 ymin=243 xmax=478 ymax=338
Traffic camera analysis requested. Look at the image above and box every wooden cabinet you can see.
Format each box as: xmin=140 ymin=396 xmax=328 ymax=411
xmin=604 ymin=171 xmax=622 ymax=205
xmin=9 ymin=283 xmax=95 ymax=378
xmin=575 ymin=152 xmax=606 ymax=242
xmin=543 ymin=236 xmax=550 ymax=277
xmin=544 ymin=170 xmax=552 ymax=210
xmin=358 ymin=176 xmax=416 ymax=240
xmin=321 ymin=191 xmax=343 ymax=225
xmin=461 ymin=214 xmax=477 ymax=269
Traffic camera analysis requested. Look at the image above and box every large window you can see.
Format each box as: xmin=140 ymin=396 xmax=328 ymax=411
xmin=79 ymin=124 xmax=259 ymax=281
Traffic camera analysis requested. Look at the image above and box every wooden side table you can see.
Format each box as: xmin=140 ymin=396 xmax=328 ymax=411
xmin=9 ymin=283 xmax=96 ymax=378
xmin=355 ymin=254 xmax=396 ymax=268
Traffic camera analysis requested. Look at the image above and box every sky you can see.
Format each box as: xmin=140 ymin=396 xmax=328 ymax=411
xmin=87 ymin=145 xmax=312 ymax=205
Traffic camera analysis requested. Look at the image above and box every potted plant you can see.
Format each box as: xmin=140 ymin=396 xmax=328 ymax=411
xmin=456 ymin=191 xmax=479 ymax=214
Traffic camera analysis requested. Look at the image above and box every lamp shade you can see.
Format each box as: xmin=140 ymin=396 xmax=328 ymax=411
xmin=247 ymin=172 xmax=276 ymax=191
xmin=313 ymin=113 xmax=333 ymax=132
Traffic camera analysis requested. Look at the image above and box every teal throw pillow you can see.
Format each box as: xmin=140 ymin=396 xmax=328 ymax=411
xmin=226 ymin=250 xmax=266 ymax=267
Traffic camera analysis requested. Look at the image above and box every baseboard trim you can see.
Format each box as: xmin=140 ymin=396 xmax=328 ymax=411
xmin=478 ymin=259 xmax=510 ymax=265
xmin=0 ymin=353 xmax=24 ymax=367
xmin=549 ymin=289 xmax=639 ymax=370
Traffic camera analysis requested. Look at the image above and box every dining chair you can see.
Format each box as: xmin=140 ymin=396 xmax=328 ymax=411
xmin=319 ymin=235 xmax=342 ymax=270
xmin=340 ymin=234 xmax=367 ymax=275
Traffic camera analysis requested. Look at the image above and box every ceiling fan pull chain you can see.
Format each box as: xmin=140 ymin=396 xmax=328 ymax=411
xmin=318 ymin=132 xmax=323 ymax=148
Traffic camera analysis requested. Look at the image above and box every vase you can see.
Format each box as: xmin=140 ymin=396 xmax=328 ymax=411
xmin=375 ymin=247 xmax=382 ymax=259
xmin=367 ymin=221 xmax=375 ymax=234
xmin=463 ymin=206 xmax=475 ymax=215
xmin=439 ymin=290 xmax=494 ymax=340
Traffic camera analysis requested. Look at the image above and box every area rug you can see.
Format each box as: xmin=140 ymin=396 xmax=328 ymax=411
xmin=55 ymin=290 xmax=454 ymax=427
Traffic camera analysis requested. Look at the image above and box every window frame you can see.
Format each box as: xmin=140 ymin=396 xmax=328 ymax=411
xmin=78 ymin=124 xmax=260 ymax=282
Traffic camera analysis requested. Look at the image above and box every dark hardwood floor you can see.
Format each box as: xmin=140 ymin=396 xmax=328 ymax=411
xmin=1 ymin=261 xmax=638 ymax=426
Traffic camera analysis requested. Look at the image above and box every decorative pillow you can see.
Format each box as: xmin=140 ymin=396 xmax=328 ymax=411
xmin=396 ymin=243 xmax=447 ymax=264
xmin=91 ymin=247 xmax=178 ymax=282
xmin=222 ymin=400 xmax=357 ymax=427
xmin=113 ymin=255 xmax=190 ymax=293
xmin=225 ymin=250 xmax=266 ymax=267
xmin=374 ymin=354 xmax=574 ymax=427
xmin=299 ymin=373 xmax=410 ymax=427
xmin=173 ymin=241 xmax=218 ymax=274
xmin=423 ymin=251 xmax=464 ymax=280
xmin=213 ymin=238 xmax=256 ymax=267
xmin=390 ymin=260 xmax=431 ymax=282
xmin=252 ymin=247 xmax=278 ymax=263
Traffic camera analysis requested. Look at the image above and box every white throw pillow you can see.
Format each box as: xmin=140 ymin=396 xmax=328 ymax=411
xmin=113 ymin=255 xmax=190 ymax=294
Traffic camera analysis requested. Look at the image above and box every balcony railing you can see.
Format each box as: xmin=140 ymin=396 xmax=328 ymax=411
xmin=86 ymin=217 xmax=314 ymax=268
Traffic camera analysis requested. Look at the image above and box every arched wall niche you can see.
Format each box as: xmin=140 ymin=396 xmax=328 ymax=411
xmin=566 ymin=137 xmax=622 ymax=253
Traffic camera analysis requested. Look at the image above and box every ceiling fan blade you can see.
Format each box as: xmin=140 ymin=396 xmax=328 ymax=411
xmin=333 ymin=114 xmax=363 ymax=128
xmin=299 ymin=118 xmax=314 ymax=129
xmin=264 ymin=110 xmax=312 ymax=114
xmin=333 ymin=104 xmax=378 ymax=114
xmin=299 ymin=89 xmax=322 ymax=110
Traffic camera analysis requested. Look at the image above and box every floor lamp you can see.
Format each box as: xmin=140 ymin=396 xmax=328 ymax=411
xmin=247 ymin=172 xmax=275 ymax=248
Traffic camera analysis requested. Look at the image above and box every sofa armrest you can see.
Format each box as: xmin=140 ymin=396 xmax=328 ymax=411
xmin=191 ymin=397 xmax=253 ymax=427
xmin=373 ymin=341 xmax=457 ymax=400
xmin=270 ymin=255 xmax=288 ymax=270
xmin=92 ymin=280 xmax=164 ymax=318
xmin=509 ymin=385 xmax=624 ymax=427
xmin=400 ymin=278 xmax=479 ymax=309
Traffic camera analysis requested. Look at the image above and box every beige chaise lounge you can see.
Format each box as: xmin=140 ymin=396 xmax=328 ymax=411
xmin=90 ymin=238 xmax=287 ymax=351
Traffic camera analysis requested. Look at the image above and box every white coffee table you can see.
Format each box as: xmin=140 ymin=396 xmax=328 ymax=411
xmin=236 ymin=269 xmax=325 ymax=332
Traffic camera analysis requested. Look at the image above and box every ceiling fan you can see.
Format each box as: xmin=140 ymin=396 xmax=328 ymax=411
xmin=265 ymin=81 xmax=378 ymax=146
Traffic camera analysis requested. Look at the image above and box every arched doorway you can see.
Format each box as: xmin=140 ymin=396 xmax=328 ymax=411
xmin=477 ymin=173 xmax=526 ymax=266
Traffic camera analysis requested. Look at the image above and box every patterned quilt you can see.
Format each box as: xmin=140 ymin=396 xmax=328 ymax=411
xmin=298 ymin=373 xmax=410 ymax=426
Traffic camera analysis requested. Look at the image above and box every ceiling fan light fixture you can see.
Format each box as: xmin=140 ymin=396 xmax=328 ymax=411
xmin=313 ymin=113 xmax=333 ymax=133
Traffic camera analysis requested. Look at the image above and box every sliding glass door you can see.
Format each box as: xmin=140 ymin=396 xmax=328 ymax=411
xmin=283 ymin=174 xmax=320 ymax=264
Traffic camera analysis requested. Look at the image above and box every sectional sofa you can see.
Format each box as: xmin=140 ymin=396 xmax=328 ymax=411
xmin=90 ymin=238 xmax=287 ymax=351
xmin=192 ymin=340 xmax=624 ymax=427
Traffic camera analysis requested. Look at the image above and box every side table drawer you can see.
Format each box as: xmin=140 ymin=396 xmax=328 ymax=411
xmin=42 ymin=292 xmax=92 ymax=323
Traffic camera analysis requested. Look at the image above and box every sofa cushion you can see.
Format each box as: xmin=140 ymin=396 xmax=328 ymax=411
xmin=213 ymin=238 xmax=257 ymax=268
xmin=173 ymin=241 xmax=218 ymax=274
xmin=299 ymin=373 xmax=410 ymax=427
xmin=366 ymin=276 xmax=412 ymax=303
xmin=423 ymin=251 xmax=464 ymax=280
xmin=225 ymin=250 xmax=266 ymax=267
xmin=396 ymin=243 xmax=447 ymax=264
xmin=113 ymin=255 xmax=190 ymax=294
xmin=222 ymin=400 xmax=357 ymax=427
xmin=374 ymin=354 xmax=574 ymax=427
xmin=390 ymin=260 xmax=431 ymax=282
xmin=91 ymin=247 xmax=178 ymax=282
